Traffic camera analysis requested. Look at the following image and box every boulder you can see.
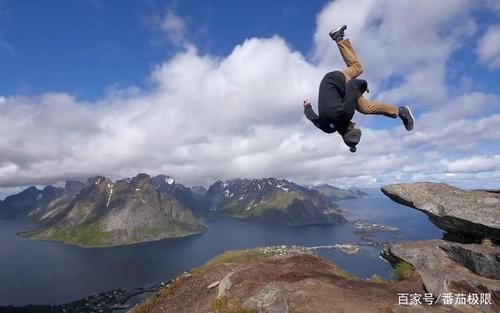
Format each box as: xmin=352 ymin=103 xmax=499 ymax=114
xmin=381 ymin=183 xmax=500 ymax=241
xmin=381 ymin=240 xmax=500 ymax=313
xmin=242 ymin=282 xmax=289 ymax=313
xmin=440 ymin=242 xmax=500 ymax=280
xmin=207 ymin=281 xmax=220 ymax=289
xmin=217 ymin=272 xmax=234 ymax=298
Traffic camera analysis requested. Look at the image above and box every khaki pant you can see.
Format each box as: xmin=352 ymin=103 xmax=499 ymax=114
xmin=338 ymin=39 xmax=399 ymax=118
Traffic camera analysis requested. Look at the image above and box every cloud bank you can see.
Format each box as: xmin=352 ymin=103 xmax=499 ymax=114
xmin=0 ymin=0 xmax=499 ymax=189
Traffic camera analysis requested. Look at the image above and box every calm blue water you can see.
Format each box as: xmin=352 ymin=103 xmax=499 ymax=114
xmin=0 ymin=191 xmax=443 ymax=306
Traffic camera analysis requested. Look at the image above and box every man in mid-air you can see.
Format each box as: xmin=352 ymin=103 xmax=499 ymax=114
xmin=303 ymin=25 xmax=414 ymax=152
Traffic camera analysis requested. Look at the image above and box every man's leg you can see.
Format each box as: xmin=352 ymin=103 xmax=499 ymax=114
xmin=329 ymin=25 xmax=414 ymax=130
xmin=356 ymin=96 xmax=399 ymax=118
xmin=337 ymin=39 xmax=363 ymax=81
xmin=329 ymin=25 xmax=363 ymax=81
xmin=358 ymin=97 xmax=415 ymax=130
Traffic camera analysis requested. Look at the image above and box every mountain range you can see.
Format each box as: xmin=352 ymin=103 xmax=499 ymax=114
xmin=205 ymin=178 xmax=346 ymax=225
xmin=310 ymin=184 xmax=368 ymax=200
xmin=0 ymin=174 xmax=364 ymax=247
xmin=19 ymin=174 xmax=205 ymax=247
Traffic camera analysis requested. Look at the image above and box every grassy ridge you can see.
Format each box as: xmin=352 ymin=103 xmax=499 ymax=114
xmin=22 ymin=221 xmax=205 ymax=248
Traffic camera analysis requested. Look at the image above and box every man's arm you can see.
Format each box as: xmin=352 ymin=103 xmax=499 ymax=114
xmin=303 ymin=99 xmax=336 ymax=134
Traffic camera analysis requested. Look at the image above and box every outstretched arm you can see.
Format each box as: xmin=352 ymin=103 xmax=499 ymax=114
xmin=303 ymin=99 xmax=336 ymax=134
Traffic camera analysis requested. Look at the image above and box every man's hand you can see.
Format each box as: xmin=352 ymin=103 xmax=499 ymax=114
xmin=303 ymin=98 xmax=311 ymax=108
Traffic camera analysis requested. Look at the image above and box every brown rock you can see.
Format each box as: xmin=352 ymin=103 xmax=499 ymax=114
xmin=381 ymin=182 xmax=500 ymax=241
xmin=242 ymin=281 xmax=289 ymax=313
xmin=381 ymin=240 xmax=500 ymax=313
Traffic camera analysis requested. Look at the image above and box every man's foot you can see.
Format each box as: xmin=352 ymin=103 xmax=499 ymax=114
xmin=329 ymin=25 xmax=347 ymax=42
xmin=399 ymin=106 xmax=415 ymax=131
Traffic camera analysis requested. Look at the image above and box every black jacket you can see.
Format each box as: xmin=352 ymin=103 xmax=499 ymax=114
xmin=305 ymin=71 xmax=367 ymax=135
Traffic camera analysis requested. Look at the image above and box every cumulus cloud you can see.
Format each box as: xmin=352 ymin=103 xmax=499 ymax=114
xmin=0 ymin=0 xmax=498 ymax=190
xmin=477 ymin=25 xmax=500 ymax=68
xmin=444 ymin=155 xmax=500 ymax=173
xmin=313 ymin=0 xmax=476 ymax=106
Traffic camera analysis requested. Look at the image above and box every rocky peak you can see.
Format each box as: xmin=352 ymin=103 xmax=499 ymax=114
xmin=158 ymin=174 xmax=176 ymax=185
xmin=24 ymin=186 xmax=41 ymax=194
xmin=0 ymin=186 xmax=42 ymax=217
xmin=204 ymin=177 xmax=344 ymax=225
xmin=150 ymin=175 xmax=205 ymax=214
xmin=86 ymin=175 xmax=110 ymax=186
xmin=40 ymin=185 xmax=64 ymax=199
xmin=126 ymin=173 xmax=152 ymax=189
xmin=1 ymin=184 xmax=73 ymax=219
xmin=151 ymin=174 xmax=177 ymax=190
xmin=64 ymin=181 xmax=85 ymax=197
xmin=207 ymin=177 xmax=313 ymax=199
xmin=311 ymin=184 xmax=367 ymax=200
xmin=191 ymin=186 xmax=207 ymax=196
xmin=22 ymin=173 xmax=206 ymax=247
xmin=207 ymin=177 xmax=300 ymax=200
xmin=133 ymin=173 xmax=151 ymax=182
xmin=72 ymin=176 xmax=114 ymax=206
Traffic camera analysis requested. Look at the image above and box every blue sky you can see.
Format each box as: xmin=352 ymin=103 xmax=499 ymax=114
xmin=0 ymin=0 xmax=499 ymax=192
xmin=0 ymin=0 xmax=327 ymax=100
xmin=4 ymin=0 xmax=496 ymax=101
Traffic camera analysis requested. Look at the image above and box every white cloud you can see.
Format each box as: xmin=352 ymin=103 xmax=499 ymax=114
xmin=477 ymin=25 xmax=500 ymax=68
xmin=313 ymin=0 xmax=475 ymax=106
xmin=443 ymin=155 xmax=500 ymax=173
xmin=160 ymin=10 xmax=187 ymax=46
xmin=0 ymin=0 xmax=498 ymax=190
xmin=0 ymin=96 xmax=5 ymax=103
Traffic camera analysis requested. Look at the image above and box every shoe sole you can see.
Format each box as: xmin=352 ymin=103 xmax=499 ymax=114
xmin=405 ymin=105 xmax=415 ymax=131
xmin=329 ymin=25 xmax=347 ymax=37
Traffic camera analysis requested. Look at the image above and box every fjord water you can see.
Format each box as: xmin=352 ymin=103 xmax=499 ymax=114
xmin=0 ymin=191 xmax=442 ymax=306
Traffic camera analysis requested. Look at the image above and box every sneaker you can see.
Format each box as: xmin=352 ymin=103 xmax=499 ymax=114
xmin=399 ymin=106 xmax=415 ymax=131
xmin=329 ymin=25 xmax=347 ymax=42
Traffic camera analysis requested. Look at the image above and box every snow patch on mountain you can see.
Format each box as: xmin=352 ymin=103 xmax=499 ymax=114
xmin=106 ymin=184 xmax=114 ymax=208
